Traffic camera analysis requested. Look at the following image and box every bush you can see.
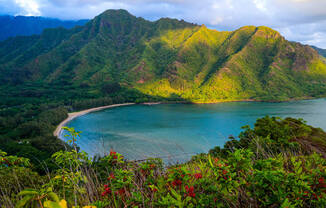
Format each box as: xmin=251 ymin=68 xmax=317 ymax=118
xmin=3 ymin=117 xmax=326 ymax=207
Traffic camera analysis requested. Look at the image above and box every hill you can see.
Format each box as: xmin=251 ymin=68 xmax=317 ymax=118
xmin=311 ymin=45 xmax=326 ymax=58
xmin=1 ymin=9 xmax=326 ymax=173
xmin=0 ymin=11 xmax=325 ymax=207
xmin=0 ymin=15 xmax=87 ymax=41
xmin=1 ymin=9 xmax=326 ymax=102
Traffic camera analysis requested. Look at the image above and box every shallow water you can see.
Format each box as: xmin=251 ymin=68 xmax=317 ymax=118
xmin=61 ymin=98 xmax=326 ymax=163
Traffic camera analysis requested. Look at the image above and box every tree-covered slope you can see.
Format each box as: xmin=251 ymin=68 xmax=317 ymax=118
xmin=136 ymin=26 xmax=326 ymax=102
xmin=1 ymin=116 xmax=326 ymax=207
xmin=1 ymin=9 xmax=326 ymax=102
xmin=0 ymin=15 xmax=87 ymax=41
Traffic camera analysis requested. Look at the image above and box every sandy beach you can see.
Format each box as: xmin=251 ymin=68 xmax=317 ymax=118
xmin=53 ymin=103 xmax=135 ymax=137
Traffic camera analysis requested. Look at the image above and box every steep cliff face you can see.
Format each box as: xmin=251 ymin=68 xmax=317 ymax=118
xmin=1 ymin=9 xmax=326 ymax=102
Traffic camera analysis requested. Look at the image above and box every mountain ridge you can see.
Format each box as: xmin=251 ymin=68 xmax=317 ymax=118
xmin=1 ymin=9 xmax=326 ymax=176
xmin=1 ymin=9 xmax=326 ymax=102
xmin=311 ymin=45 xmax=326 ymax=58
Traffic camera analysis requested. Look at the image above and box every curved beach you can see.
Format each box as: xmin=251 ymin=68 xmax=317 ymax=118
xmin=53 ymin=103 xmax=135 ymax=137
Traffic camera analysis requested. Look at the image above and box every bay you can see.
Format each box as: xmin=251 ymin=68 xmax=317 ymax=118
xmin=61 ymin=98 xmax=326 ymax=163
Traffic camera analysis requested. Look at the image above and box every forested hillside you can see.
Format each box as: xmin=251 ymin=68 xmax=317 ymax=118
xmin=1 ymin=9 xmax=326 ymax=173
xmin=1 ymin=9 xmax=326 ymax=103
xmin=0 ymin=9 xmax=326 ymax=208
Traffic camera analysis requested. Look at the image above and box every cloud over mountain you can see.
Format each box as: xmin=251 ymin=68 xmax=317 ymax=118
xmin=1 ymin=0 xmax=326 ymax=47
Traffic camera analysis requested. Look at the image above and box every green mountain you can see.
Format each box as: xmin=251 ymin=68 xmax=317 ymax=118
xmin=1 ymin=9 xmax=326 ymax=179
xmin=1 ymin=9 xmax=326 ymax=102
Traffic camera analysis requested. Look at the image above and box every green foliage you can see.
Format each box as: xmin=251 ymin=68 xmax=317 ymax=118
xmin=1 ymin=8 xmax=326 ymax=208
xmin=1 ymin=117 xmax=326 ymax=207
xmin=1 ymin=9 xmax=326 ymax=103
xmin=61 ymin=127 xmax=81 ymax=149
xmin=16 ymin=187 xmax=59 ymax=208
xmin=49 ymin=127 xmax=92 ymax=206
xmin=209 ymin=116 xmax=326 ymax=158
xmin=0 ymin=149 xmax=30 ymax=168
xmin=0 ymin=162 xmax=44 ymax=207
xmin=1 ymin=9 xmax=326 ymax=172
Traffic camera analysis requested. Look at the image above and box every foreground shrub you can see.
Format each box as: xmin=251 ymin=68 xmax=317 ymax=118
xmin=2 ymin=117 xmax=325 ymax=207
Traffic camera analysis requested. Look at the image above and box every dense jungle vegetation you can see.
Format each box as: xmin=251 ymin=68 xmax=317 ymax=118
xmin=1 ymin=9 xmax=326 ymax=207
xmin=0 ymin=84 xmax=169 ymax=172
xmin=1 ymin=116 xmax=326 ymax=207
xmin=1 ymin=9 xmax=326 ymax=170
xmin=1 ymin=9 xmax=326 ymax=103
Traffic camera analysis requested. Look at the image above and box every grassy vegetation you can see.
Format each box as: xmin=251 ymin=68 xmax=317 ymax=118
xmin=1 ymin=116 xmax=325 ymax=207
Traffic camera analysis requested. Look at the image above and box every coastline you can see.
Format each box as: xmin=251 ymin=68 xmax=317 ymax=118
xmin=53 ymin=96 xmax=321 ymax=138
xmin=53 ymin=103 xmax=135 ymax=137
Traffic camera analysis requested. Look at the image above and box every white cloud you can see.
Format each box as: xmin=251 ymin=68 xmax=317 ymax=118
xmin=1 ymin=0 xmax=326 ymax=48
xmin=253 ymin=0 xmax=268 ymax=12
xmin=14 ymin=0 xmax=41 ymax=16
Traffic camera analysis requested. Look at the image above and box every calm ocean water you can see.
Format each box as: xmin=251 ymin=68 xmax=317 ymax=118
xmin=61 ymin=98 xmax=326 ymax=163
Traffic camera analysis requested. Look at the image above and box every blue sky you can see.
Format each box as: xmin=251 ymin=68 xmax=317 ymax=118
xmin=1 ymin=0 xmax=326 ymax=48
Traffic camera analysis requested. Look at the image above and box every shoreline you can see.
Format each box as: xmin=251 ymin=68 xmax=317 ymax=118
xmin=53 ymin=103 xmax=136 ymax=137
xmin=53 ymin=96 xmax=322 ymax=137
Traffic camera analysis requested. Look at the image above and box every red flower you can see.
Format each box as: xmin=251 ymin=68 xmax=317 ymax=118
xmin=101 ymin=185 xmax=111 ymax=197
xmin=110 ymin=151 xmax=116 ymax=156
xmin=312 ymin=193 xmax=318 ymax=199
xmin=185 ymin=186 xmax=194 ymax=192
xmin=172 ymin=179 xmax=182 ymax=187
xmin=318 ymin=177 xmax=325 ymax=184
xmin=107 ymin=173 xmax=115 ymax=180
xmin=222 ymin=170 xmax=228 ymax=175
xmin=194 ymin=173 xmax=202 ymax=179
xmin=185 ymin=185 xmax=196 ymax=198
xmin=114 ymin=189 xmax=125 ymax=196
xmin=118 ymin=188 xmax=125 ymax=195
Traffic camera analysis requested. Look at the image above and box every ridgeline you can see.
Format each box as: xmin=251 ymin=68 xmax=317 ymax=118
xmin=1 ymin=9 xmax=326 ymax=102
xmin=0 ymin=9 xmax=326 ymax=190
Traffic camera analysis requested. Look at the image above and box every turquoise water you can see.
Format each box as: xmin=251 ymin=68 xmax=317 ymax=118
xmin=61 ymin=98 xmax=326 ymax=163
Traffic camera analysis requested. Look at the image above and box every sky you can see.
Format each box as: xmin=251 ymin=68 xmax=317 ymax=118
xmin=1 ymin=0 xmax=326 ymax=48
